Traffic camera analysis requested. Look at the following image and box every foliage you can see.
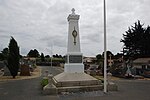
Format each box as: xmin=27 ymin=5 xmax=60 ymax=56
xmin=40 ymin=53 xmax=45 ymax=62
xmin=7 ymin=37 xmax=20 ymax=78
xmin=53 ymin=54 xmax=62 ymax=58
xmin=102 ymin=51 xmax=114 ymax=58
xmin=2 ymin=48 xmax=9 ymax=59
xmin=52 ymin=58 xmax=65 ymax=63
xmin=0 ymin=48 xmax=9 ymax=61
xmin=41 ymin=78 xmax=48 ymax=87
xmin=0 ymin=53 xmax=3 ymax=61
xmin=95 ymin=51 xmax=114 ymax=75
xmin=45 ymin=55 xmax=50 ymax=58
xmin=94 ymin=76 xmax=104 ymax=83
xmin=121 ymin=20 xmax=150 ymax=58
xmin=27 ymin=49 xmax=40 ymax=57
xmin=110 ymin=65 xmax=124 ymax=76
xmin=96 ymin=54 xmax=102 ymax=60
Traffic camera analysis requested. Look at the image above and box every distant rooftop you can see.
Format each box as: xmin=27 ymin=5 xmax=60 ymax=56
xmin=133 ymin=58 xmax=150 ymax=64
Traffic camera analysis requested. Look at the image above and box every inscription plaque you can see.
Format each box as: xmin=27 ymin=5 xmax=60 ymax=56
xmin=69 ymin=55 xmax=82 ymax=63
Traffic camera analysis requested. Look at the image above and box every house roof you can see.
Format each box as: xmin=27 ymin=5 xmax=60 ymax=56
xmin=23 ymin=57 xmax=36 ymax=60
xmin=133 ymin=58 xmax=150 ymax=64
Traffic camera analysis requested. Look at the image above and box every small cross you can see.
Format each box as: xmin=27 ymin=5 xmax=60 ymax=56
xmin=71 ymin=8 xmax=75 ymax=14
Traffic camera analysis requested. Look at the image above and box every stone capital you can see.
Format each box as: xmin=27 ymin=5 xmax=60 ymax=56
xmin=67 ymin=14 xmax=80 ymax=21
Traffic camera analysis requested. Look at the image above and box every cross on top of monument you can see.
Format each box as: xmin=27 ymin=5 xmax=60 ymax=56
xmin=71 ymin=8 xmax=75 ymax=14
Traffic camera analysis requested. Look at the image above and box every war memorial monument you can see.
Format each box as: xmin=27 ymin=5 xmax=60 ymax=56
xmin=43 ymin=8 xmax=117 ymax=95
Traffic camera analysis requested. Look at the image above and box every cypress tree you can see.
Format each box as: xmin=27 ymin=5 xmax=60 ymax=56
xmin=40 ymin=53 xmax=45 ymax=62
xmin=7 ymin=37 xmax=20 ymax=78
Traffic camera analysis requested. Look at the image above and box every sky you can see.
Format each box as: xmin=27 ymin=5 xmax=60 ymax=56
xmin=0 ymin=0 xmax=150 ymax=57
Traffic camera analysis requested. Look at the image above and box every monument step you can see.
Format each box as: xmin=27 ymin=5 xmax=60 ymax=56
xmin=57 ymin=85 xmax=103 ymax=93
xmin=53 ymin=80 xmax=101 ymax=87
xmin=52 ymin=72 xmax=102 ymax=87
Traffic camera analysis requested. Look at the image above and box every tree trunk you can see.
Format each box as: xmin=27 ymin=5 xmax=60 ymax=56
xmin=13 ymin=76 xmax=16 ymax=78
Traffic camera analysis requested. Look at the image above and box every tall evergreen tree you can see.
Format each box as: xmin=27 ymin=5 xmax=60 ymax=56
xmin=7 ymin=37 xmax=20 ymax=78
xmin=121 ymin=20 xmax=150 ymax=58
xmin=40 ymin=53 xmax=45 ymax=62
xmin=143 ymin=26 xmax=150 ymax=56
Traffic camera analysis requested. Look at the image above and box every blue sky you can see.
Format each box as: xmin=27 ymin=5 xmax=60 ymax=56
xmin=0 ymin=0 xmax=150 ymax=56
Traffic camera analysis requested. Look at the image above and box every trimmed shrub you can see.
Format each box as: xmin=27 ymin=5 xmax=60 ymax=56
xmin=41 ymin=78 xmax=48 ymax=87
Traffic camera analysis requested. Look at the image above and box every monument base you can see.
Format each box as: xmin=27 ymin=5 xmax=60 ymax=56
xmin=42 ymin=73 xmax=118 ymax=94
xmin=52 ymin=72 xmax=103 ymax=93
xmin=107 ymin=82 xmax=118 ymax=91
xmin=64 ymin=63 xmax=84 ymax=73
xmin=43 ymin=84 xmax=58 ymax=95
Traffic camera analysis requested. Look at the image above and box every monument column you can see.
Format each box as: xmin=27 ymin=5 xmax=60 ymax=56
xmin=64 ymin=8 xmax=84 ymax=73
xmin=43 ymin=8 xmax=117 ymax=95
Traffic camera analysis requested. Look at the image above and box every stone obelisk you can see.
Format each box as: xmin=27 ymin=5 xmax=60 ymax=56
xmin=51 ymin=9 xmax=103 ymax=94
xmin=43 ymin=9 xmax=117 ymax=94
xmin=64 ymin=8 xmax=84 ymax=73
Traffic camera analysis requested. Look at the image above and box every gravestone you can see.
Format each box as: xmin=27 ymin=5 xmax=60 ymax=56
xmin=20 ymin=64 xmax=31 ymax=76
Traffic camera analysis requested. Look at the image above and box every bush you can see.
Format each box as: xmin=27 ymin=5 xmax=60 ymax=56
xmin=41 ymin=78 xmax=48 ymax=87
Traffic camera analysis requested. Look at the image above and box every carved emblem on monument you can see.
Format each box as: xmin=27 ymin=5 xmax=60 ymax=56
xmin=72 ymin=27 xmax=77 ymax=45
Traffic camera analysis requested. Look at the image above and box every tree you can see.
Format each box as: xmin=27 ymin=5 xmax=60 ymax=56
xmin=7 ymin=37 xmax=20 ymax=78
xmin=0 ymin=48 xmax=9 ymax=61
xmin=102 ymin=51 xmax=114 ymax=58
xmin=59 ymin=55 xmax=62 ymax=58
xmin=53 ymin=54 xmax=62 ymax=58
xmin=40 ymin=53 xmax=45 ymax=62
xmin=121 ymin=20 xmax=150 ymax=58
xmin=27 ymin=49 xmax=34 ymax=57
xmin=2 ymin=48 xmax=9 ymax=59
xmin=0 ymin=53 xmax=4 ymax=61
xmin=27 ymin=49 xmax=40 ymax=57
xmin=55 ymin=54 xmax=59 ymax=58
xmin=142 ymin=26 xmax=150 ymax=56
xmin=96 ymin=54 xmax=102 ymax=60
xmin=45 ymin=55 xmax=50 ymax=58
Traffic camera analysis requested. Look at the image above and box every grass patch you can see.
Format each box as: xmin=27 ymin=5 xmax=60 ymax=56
xmin=41 ymin=78 xmax=48 ymax=87
xmin=93 ymin=75 xmax=104 ymax=83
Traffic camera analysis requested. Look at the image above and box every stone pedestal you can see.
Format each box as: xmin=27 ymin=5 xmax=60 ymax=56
xmin=53 ymin=72 xmax=103 ymax=93
xmin=64 ymin=63 xmax=84 ymax=73
xmin=64 ymin=52 xmax=84 ymax=73
xmin=43 ymin=74 xmax=57 ymax=95
xmin=107 ymin=73 xmax=118 ymax=91
xmin=43 ymin=84 xmax=57 ymax=95
xmin=107 ymin=82 xmax=118 ymax=91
